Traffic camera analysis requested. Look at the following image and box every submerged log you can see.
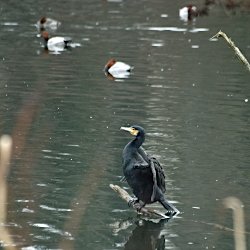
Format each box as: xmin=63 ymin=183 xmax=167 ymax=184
xmin=211 ymin=30 xmax=250 ymax=72
xmin=109 ymin=184 xmax=169 ymax=219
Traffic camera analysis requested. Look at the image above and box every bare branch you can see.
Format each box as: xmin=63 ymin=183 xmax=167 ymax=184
xmin=109 ymin=184 xmax=169 ymax=219
xmin=211 ymin=30 xmax=250 ymax=72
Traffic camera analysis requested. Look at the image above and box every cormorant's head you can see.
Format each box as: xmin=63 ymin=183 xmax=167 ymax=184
xmin=120 ymin=125 xmax=145 ymax=137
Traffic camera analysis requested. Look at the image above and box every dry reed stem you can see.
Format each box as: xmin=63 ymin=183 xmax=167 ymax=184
xmin=0 ymin=135 xmax=16 ymax=250
xmin=59 ymin=153 xmax=109 ymax=249
xmin=223 ymin=197 xmax=246 ymax=250
xmin=109 ymin=184 xmax=169 ymax=219
xmin=211 ymin=30 xmax=250 ymax=72
xmin=0 ymin=136 xmax=12 ymax=222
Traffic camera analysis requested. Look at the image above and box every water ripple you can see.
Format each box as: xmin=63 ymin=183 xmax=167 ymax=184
xmin=31 ymin=223 xmax=73 ymax=238
xmin=139 ymin=26 xmax=209 ymax=32
xmin=40 ymin=204 xmax=72 ymax=212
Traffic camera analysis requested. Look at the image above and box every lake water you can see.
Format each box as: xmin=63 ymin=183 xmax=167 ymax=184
xmin=0 ymin=0 xmax=249 ymax=249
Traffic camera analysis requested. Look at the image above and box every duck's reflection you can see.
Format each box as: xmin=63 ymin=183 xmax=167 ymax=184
xmin=104 ymin=70 xmax=131 ymax=81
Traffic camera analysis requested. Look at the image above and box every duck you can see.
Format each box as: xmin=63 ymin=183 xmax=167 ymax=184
xmin=41 ymin=31 xmax=72 ymax=52
xmin=37 ymin=17 xmax=61 ymax=31
xmin=179 ymin=4 xmax=209 ymax=21
xmin=179 ymin=5 xmax=198 ymax=21
xmin=104 ymin=58 xmax=132 ymax=79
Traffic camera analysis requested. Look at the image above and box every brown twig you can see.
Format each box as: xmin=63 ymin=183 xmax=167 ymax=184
xmin=211 ymin=30 xmax=250 ymax=72
xmin=109 ymin=184 xmax=169 ymax=219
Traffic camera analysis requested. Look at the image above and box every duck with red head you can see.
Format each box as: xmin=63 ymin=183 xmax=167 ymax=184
xmin=41 ymin=31 xmax=72 ymax=52
xmin=104 ymin=58 xmax=132 ymax=79
xmin=36 ymin=17 xmax=61 ymax=31
xmin=179 ymin=4 xmax=209 ymax=21
xmin=179 ymin=4 xmax=197 ymax=21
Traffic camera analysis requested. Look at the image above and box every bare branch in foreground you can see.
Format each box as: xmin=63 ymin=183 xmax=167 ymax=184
xmin=211 ymin=30 xmax=250 ymax=72
xmin=109 ymin=184 xmax=169 ymax=219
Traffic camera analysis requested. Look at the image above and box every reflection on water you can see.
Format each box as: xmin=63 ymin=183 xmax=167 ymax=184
xmin=140 ymin=26 xmax=209 ymax=33
xmin=0 ymin=0 xmax=250 ymax=249
xmin=104 ymin=70 xmax=131 ymax=81
xmin=112 ymin=219 xmax=174 ymax=250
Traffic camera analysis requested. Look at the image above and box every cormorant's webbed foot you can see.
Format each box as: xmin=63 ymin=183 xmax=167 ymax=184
xmin=134 ymin=202 xmax=146 ymax=212
xmin=160 ymin=198 xmax=179 ymax=218
xmin=165 ymin=210 xmax=177 ymax=218
xmin=128 ymin=199 xmax=146 ymax=212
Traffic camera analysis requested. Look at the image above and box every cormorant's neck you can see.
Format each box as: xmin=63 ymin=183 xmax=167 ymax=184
xmin=123 ymin=133 xmax=145 ymax=166
xmin=131 ymin=133 xmax=145 ymax=149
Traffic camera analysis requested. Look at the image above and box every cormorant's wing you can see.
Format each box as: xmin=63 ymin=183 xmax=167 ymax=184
xmin=138 ymin=147 xmax=166 ymax=200
xmin=151 ymin=157 xmax=166 ymax=193
xmin=139 ymin=148 xmax=166 ymax=189
xmin=149 ymin=160 xmax=158 ymax=201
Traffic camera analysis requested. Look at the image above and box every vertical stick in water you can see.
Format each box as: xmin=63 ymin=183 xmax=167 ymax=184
xmin=0 ymin=135 xmax=12 ymax=221
xmin=223 ymin=197 xmax=246 ymax=250
xmin=0 ymin=135 xmax=16 ymax=250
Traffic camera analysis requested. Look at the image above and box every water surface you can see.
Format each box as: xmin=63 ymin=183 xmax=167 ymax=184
xmin=0 ymin=0 xmax=250 ymax=249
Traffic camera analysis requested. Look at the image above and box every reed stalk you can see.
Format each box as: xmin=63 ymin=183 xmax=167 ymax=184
xmin=223 ymin=197 xmax=246 ymax=250
xmin=0 ymin=135 xmax=16 ymax=250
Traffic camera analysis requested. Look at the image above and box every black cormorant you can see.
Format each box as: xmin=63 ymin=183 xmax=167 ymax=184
xmin=120 ymin=125 xmax=179 ymax=217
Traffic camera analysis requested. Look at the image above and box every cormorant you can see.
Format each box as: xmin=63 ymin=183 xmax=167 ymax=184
xmin=120 ymin=125 xmax=179 ymax=217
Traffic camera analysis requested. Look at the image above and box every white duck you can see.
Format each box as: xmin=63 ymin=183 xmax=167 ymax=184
xmin=179 ymin=5 xmax=197 ymax=22
xmin=104 ymin=58 xmax=132 ymax=79
xmin=37 ymin=17 xmax=61 ymax=31
xmin=179 ymin=4 xmax=209 ymax=22
xmin=41 ymin=31 xmax=72 ymax=52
